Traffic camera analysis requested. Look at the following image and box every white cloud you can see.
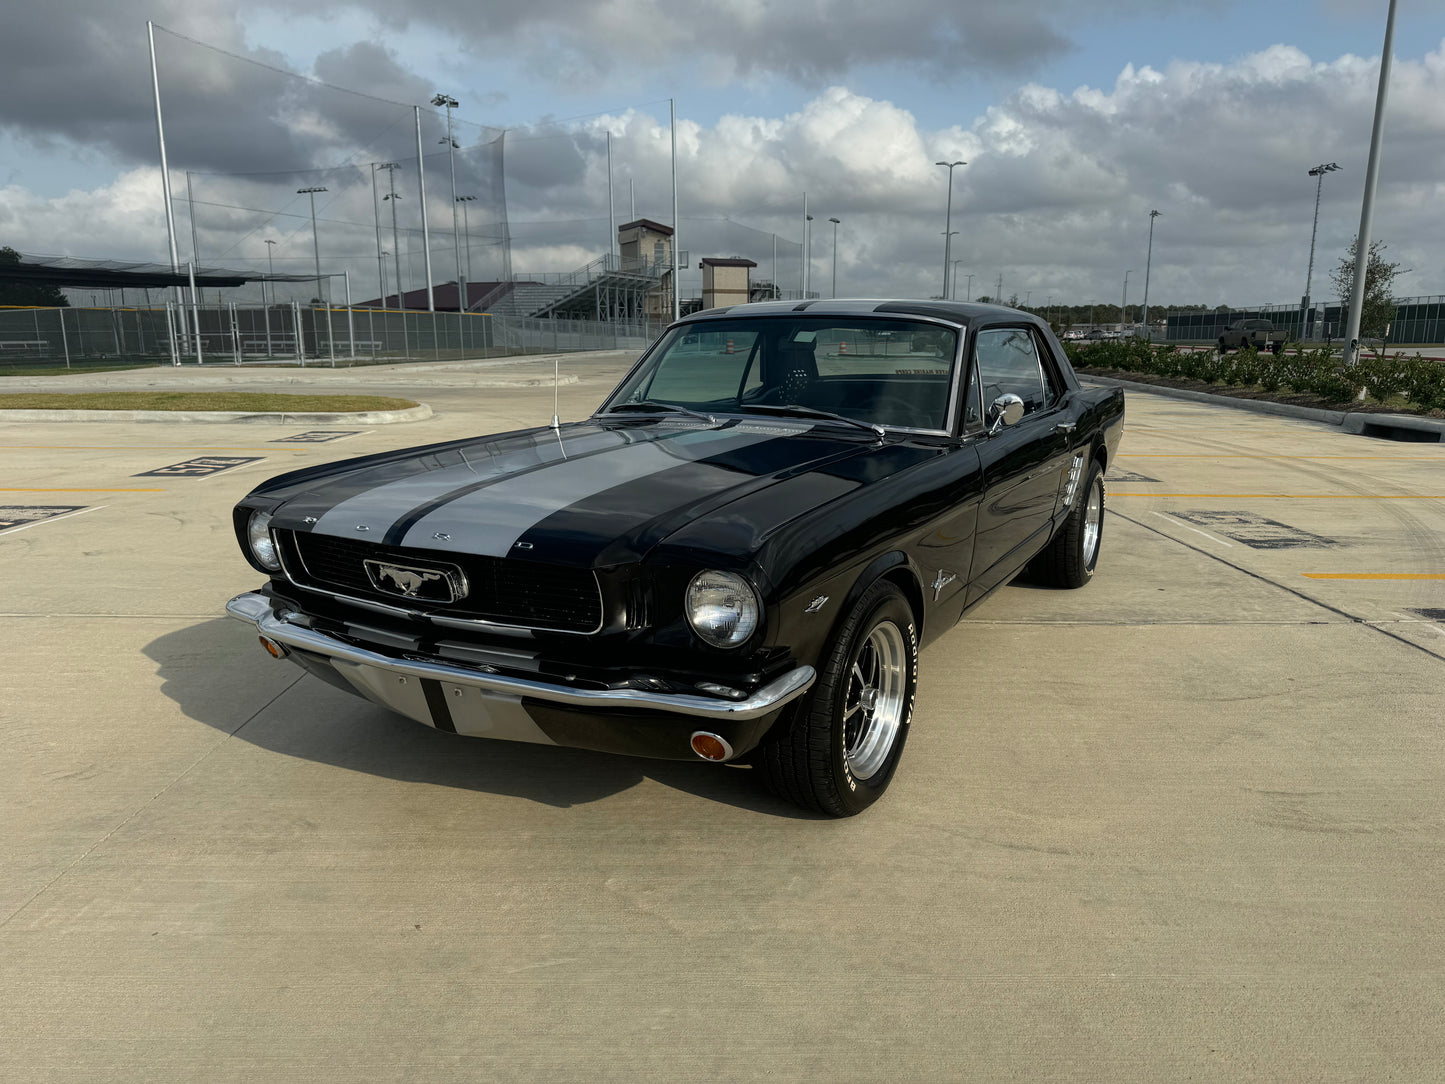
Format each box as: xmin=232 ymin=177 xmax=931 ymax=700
xmin=5 ymin=40 xmax=1444 ymax=309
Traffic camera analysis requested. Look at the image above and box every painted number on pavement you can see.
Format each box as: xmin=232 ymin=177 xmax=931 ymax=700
xmin=1171 ymin=510 xmax=1337 ymax=550
xmin=135 ymin=457 xmax=263 ymax=478
xmin=272 ymin=431 xmax=362 ymax=443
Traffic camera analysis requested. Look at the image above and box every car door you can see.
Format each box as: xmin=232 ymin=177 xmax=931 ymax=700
xmin=967 ymin=325 xmax=1076 ymax=604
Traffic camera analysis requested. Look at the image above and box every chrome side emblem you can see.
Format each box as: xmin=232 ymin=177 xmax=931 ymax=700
xmin=931 ymin=570 xmax=957 ymax=601
xmin=363 ymin=559 xmax=468 ymax=603
xmin=1062 ymin=454 xmax=1085 ymax=506
xmin=303 ymin=516 xmax=318 ymax=525
xmin=355 ymin=524 xmax=370 ymax=532
xmin=432 ymin=531 xmax=451 ymax=541
xmin=805 ymin=595 xmax=829 ymax=613
xmin=513 ymin=541 xmax=534 ymax=550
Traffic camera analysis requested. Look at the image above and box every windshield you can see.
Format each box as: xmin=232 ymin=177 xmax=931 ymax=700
xmin=602 ymin=316 xmax=960 ymax=432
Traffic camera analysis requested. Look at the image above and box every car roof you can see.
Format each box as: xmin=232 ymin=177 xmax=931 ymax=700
xmin=674 ymin=298 xmax=1044 ymax=329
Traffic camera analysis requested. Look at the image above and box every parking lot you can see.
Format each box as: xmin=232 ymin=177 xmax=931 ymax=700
xmin=2 ymin=354 xmax=1443 ymax=1080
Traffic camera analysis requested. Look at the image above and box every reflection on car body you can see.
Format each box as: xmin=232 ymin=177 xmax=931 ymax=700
xmin=226 ymin=300 xmax=1125 ymax=816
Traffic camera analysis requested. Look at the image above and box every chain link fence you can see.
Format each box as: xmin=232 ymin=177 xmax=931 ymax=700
xmin=1165 ymin=296 xmax=1445 ymax=345
xmin=0 ymin=304 xmax=661 ymax=371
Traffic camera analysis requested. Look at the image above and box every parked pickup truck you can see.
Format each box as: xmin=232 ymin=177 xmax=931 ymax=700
xmin=1219 ymin=319 xmax=1286 ymax=354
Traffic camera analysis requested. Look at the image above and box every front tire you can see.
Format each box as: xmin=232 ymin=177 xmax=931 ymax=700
xmin=1029 ymin=460 xmax=1105 ymax=589
xmin=759 ymin=580 xmax=918 ymax=817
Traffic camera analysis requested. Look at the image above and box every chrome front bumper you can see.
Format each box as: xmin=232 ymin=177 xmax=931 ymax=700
xmin=225 ymin=592 xmax=816 ymax=722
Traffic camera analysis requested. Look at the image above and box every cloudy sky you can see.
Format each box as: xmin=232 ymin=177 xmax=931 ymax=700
xmin=2 ymin=0 xmax=1443 ymax=309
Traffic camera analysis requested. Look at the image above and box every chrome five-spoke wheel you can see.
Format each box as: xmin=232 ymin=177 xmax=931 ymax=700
xmin=843 ymin=620 xmax=908 ymax=780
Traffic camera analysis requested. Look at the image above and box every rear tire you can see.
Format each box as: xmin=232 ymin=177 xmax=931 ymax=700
xmin=1029 ymin=460 xmax=1105 ymax=589
xmin=759 ymin=580 xmax=918 ymax=817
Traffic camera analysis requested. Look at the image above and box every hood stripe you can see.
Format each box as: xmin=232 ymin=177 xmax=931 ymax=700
xmin=312 ymin=427 xmax=629 ymax=537
xmin=396 ymin=425 xmax=795 ymax=555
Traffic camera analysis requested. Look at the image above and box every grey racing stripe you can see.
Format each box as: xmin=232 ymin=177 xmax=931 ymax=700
xmin=312 ymin=428 xmax=630 ymax=536
xmin=398 ymin=425 xmax=790 ymax=554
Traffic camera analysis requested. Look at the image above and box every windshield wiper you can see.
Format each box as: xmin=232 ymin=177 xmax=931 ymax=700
xmin=740 ymin=403 xmax=885 ymax=439
xmin=607 ymin=400 xmax=716 ymax=424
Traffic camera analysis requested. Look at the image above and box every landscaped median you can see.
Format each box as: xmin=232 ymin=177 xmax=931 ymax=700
xmin=1065 ymin=339 xmax=1445 ymax=416
xmin=0 ymin=391 xmax=431 ymax=424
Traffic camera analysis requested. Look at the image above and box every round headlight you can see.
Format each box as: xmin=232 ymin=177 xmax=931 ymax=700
xmin=247 ymin=510 xmax=282 ymax=571
xmin=685 ymin=570 xmax=760 ymax=648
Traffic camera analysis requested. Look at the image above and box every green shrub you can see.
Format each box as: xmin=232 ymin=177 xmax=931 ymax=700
xmin=1401 ymin=356 xmax=1445 ymax=411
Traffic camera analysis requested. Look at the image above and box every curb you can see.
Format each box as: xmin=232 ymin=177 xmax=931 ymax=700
xmin=1080 ymin=375 xmax=1445 ymax=442
xmin=0 ymin=403 xmax=433 ymax=425
xmin=1081 ymin=376 xmax=1348 ymax=425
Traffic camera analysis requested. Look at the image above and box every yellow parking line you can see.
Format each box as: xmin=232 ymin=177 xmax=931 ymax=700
xmin=1302 ymin=573 xmax=1445 ymax=580
xmin=1103 ymin=491 xmax=1445 ymax=500
xmin=0 ymin=487 xmax=166 ymax=493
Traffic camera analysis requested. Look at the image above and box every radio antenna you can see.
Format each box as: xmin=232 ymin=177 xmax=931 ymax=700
xmin=550 ymin=358 xmax=560 ymax=430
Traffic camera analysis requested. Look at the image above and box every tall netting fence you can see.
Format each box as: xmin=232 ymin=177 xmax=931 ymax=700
xmin=153 ymin=26 xmax=510 ymax=310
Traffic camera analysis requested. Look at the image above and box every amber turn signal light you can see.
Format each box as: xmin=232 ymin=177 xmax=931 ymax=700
xmin=690 ymin=731 xmax=734 ymax=762
xmin=259 ymin=636 xmax=289 ymax=659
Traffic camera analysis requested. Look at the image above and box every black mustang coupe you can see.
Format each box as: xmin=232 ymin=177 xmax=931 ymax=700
xmin=227 ymin=300 xmax=1124 ymax=815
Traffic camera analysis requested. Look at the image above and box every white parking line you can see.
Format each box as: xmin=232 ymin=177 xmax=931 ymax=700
xmin=0 ymin=504 xmax=107 ymax=535
xmin=1151 ymin=510 xmax=1234 ymax=547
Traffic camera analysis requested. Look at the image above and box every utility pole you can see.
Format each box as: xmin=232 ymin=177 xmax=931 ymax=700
xmin=1121 ymin=270 xmax=1132 ymax=332
xmin=936 ymin=160 xmax=966 ymax=299
xmin=829 ymin=217 xmax=841 ymax=298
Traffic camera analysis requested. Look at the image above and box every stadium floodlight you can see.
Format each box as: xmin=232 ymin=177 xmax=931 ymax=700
xmin=431 ymin=93 xmax=465 ymax=309
xmin=377 ymin=164 xmax=405 ymax=309
xmin=1303 ymin=163 xmax=1340 ymax=337
xmin=296 ymin=186 xmax=328 ymax=304
xmin=935 ymin=160 xmax=966 ymax=300
xmin=456 ymin=195 xmax=477 ymax=289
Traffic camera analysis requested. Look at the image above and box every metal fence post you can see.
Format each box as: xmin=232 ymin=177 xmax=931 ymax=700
xmin=344 ymin=271 xmax=356 ymax=362
xmin=294 ymin=301 xmax=305 ymax=366
xmin=56 ymin=307 xmax=71 ymax=368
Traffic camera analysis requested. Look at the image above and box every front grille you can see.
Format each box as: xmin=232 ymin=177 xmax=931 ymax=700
xmin=283 ymin=530 xmax=603 ymax=633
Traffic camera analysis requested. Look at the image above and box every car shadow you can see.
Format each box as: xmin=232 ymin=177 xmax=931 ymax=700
xmin=145 ymin=617 xmax=822 ymax=819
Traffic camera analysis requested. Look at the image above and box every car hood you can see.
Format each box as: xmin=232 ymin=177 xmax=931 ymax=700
xmin=259 ymin=417 xmax=940 ymax=568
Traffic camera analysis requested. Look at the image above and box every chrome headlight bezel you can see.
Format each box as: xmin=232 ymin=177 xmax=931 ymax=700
xmin=246 ymin=509 xmax=282 ymax=572
xmin=685 ymin=569 xmax=762 ymax=649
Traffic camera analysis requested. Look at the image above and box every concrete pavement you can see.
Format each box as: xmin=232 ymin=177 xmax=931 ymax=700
xmin=1 ymin=358 xmax=1442 ymax=1080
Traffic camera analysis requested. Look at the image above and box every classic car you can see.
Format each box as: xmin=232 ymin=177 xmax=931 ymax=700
xmin=226 ymin=300 xmax=1125 ymax=816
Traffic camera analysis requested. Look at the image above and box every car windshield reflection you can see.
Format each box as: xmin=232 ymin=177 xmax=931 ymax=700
xmin=603 ymin=316 xmax=959 ymax=432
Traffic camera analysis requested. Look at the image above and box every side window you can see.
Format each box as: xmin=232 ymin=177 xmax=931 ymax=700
xmin=973 ymin=328 xmax=1047 ymax=416
xmin=1031 ymin=330 xmax=1067 ymax=407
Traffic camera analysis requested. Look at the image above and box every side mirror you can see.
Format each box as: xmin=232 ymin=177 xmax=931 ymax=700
xmin=987 ymin=393 xmax=1025 ymax=435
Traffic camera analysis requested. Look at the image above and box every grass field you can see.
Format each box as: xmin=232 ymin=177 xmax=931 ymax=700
xmin=0 ymin=391 xmax=419 ymax=412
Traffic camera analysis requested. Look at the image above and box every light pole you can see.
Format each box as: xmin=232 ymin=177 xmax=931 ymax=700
xmin=939 ymin=231 xmax=957 ymax=296
xmin=1343 ymin=0 xmax=1398 ymax=368
xmin=936 ymin=160 xmax=966 ymax=299
xmin=805 ymin=213 xmax=814 ymax=297
xmin=297 ymin=186 xmax=327 ymax=304
xmin=828 ymin=217 xmax=841 ymax=298
xmin=1121 ymin=270 xmax=1132 ymax=332
xmin=456 ymin=195 xmax=477 ymax=295
xmin=1303 ymin=165 xmax=1339 ymax=339
xmin=431 ymin=92 xmax=464 ymax=311
xmin=964 ymin=273 xmax=974 ymax=304
xmin=1141 ymin=209 xmax=1161 ymax=339
xmin=951 ymin=260 xmax=962 ymax=300
xmin=379 ymin=163 xmax=404 ymax=309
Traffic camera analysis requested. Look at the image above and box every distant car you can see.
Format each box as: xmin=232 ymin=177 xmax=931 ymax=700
xmin=1219 ymin=319 xmax=1285 ymax=354
xmin=227 ymin=300 xmax=1125 ymax=816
